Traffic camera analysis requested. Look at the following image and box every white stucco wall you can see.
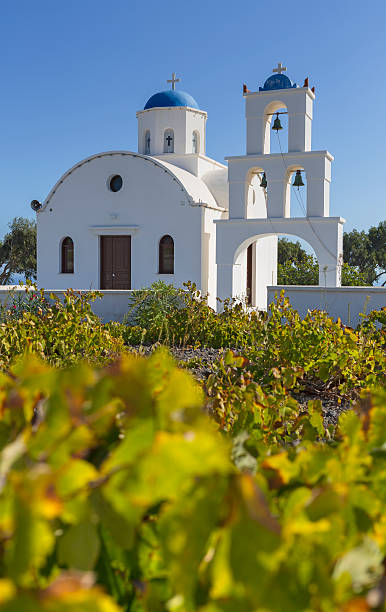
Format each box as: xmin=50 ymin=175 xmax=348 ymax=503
xmin=267 ymin=286 xmax=386 ymax=327
xmin=1 ymin=285 xmax=384 ymax=325
xmin=201 ymin=206 xmax=227 ymax=308
xmin=37 ymin=151 xmax=222 ymax=293
xmin=0 ymin=288 xmax=134 ymax=323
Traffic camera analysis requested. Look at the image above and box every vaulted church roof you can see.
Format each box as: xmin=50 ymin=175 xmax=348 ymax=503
xmin=39 ymin=151 xmax=225 ymax=212
xmin=155 ymin=157 xmax=226 ymax=210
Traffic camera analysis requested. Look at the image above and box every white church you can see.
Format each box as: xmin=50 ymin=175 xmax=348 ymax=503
xmin=35 ymin=65 xmax=345 ymax=312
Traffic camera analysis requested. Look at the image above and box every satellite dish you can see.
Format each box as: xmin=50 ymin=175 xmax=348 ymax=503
xmin=30 ymin=200 xmax=42 ymax=211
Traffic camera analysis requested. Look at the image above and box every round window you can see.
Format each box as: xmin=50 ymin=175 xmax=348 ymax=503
xmin=109 ymin=175 xmax=123 ymax=192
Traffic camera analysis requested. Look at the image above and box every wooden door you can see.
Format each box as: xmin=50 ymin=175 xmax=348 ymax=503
xmin=101 ymin=236 xmax=131 ymax=289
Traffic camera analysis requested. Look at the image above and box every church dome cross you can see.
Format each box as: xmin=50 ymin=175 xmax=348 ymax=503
xmin=273 ymin=62 xmax=287 ymax=74
xmin=167 ymin=72 xmax=180 ymax=90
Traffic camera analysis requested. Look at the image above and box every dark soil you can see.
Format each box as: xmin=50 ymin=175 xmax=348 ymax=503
xmin=128 ymin=345 xmax=353 ymax=427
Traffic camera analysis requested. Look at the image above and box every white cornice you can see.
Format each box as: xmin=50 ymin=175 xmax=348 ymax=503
xmin=225 ymin=150 xmax=334 ymax=162
xmin=244 ymin=87 xmax=315 ymax=101
xmin=214 ymin=216 xmax=346 ymax=225
xmin=88 ymin=225 xmax=140 ymax=235
xmin=136 ymin=106 xmax=207 ymax=118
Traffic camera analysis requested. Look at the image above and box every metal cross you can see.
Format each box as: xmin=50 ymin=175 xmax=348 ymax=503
xmin=166 ymin=135 xmax=173 ymax=146
xmin=273 ymin=62 xmax=287 ymax=74
xmin=167 ymin=72 xmax=180 ymax=90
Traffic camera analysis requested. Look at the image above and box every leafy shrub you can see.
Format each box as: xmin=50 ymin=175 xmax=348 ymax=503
xmin=0 ymin=284 xmax=50 ymax=322
xmin=107 ymin=321 xmax=147 ymax=346
xmin=242 ymin=293 xmax=386 ymax=397
xmin=164 ymin=282 xmax=259 ymax=348
xmin=203 ymin=295 xmax=385 ymax=447
xmin=126 ymin=280 xmax=182 ymax=342
xmin=0 ymin=286 xmax=124 ymax=368
xmin=206 ymin=349 xmax=326 ymax=446
xmin=359 ymin=306 xmax=386 ymax=339
xmin=0 ymin=351 xmax=384 ymax=611
xmin=123 ymin=281 xmax=265 ymax=348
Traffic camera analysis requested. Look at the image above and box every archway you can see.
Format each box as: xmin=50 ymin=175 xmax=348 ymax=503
xmin=215 ymin=217 xmax=344 ymax=310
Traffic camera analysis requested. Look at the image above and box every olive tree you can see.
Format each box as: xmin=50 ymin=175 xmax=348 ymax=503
xmin=0 ymin=217 xmax=37 ymax=285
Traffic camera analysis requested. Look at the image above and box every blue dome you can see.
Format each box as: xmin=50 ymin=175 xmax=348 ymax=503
xmin=144 ymin=90 xmax=199 ymax=110
xmin=259 ymin=73 xmax=297 ymax=92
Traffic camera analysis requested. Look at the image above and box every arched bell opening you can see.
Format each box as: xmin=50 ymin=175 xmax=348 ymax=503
xmin=284 ymin=166 xmax=308 ymax=218
xmin=263 ymin=100 xmax=288 ymax=154
xmin=245 ymin=167 xmax=268 ymax=219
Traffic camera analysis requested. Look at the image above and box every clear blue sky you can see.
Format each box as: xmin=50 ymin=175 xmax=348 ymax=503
xmin=1 ymin=0 xmax=385 ymax=238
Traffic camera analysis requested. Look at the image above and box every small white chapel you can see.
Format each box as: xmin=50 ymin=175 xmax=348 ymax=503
xmin=35 ymin=65 xmax=344 ymax=311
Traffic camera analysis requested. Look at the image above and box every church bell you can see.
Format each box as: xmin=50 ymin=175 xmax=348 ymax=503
xmin=272 ymin=113 xmax=283 ymax=132
xmin=260 ymin=172 xmax=267 ymax=189
xmin=293 ymin=169 xmax=304 ymax=188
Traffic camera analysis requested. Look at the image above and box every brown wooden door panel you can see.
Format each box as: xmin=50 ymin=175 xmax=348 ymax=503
xmin=101 ymin=236 xmax=131 ymax=289
xmin=101 ymin=236 xmax=113 ymax=290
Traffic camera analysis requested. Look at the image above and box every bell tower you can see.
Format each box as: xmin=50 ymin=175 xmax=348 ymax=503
xmin=227 ymin=64 xmax=333 ymax=219
xmin=245 ymin=62 xmax=314 ymax=155
xmin=215 ymin=63 xmax=345 ymax=308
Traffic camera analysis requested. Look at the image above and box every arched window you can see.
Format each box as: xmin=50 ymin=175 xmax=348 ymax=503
xmin=144 ymin=130 xmax=151 ymax=154
xmin=192 ymin=130 xmax=200 ymax=154
xmin=159 ymin=235 xmax=174 ymax=274
xmin=61 ymin=237 xmax=74 ymax=273
xmin=164 ymin=129 xmax=174 ymax=153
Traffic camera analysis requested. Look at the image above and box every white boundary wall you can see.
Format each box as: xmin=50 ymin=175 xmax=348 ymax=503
xmin=268 ymin=286 xmax=386 ymax=327
xmin=1 ymin=286 xmax=385 ymax=326
xmin=0 ymin=288 xmax=134 ymax=323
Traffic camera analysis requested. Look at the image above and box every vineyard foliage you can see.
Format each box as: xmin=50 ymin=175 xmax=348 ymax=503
xmin=0 ymin=285 xmax=384 ymax=610
xmin=0 ymin=285 xmax=124 ymax=368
